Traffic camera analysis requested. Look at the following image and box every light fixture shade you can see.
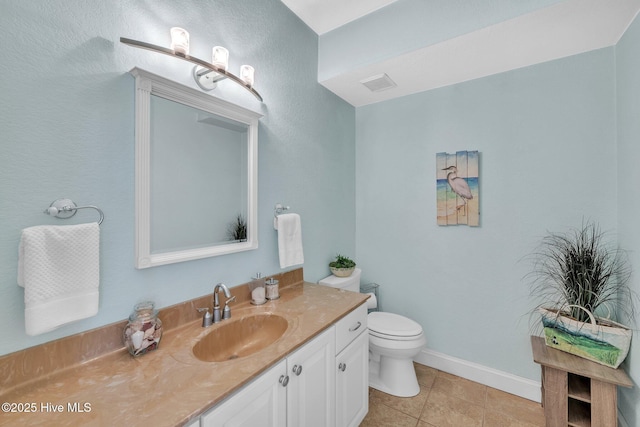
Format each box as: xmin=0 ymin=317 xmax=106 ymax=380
xmin=240 ymin=65 xmax=255 ymax=88
xmin=170 ymin=27 xmax=189 ymax=55
xmin=212 ymin=46 xmax=229 ymax=71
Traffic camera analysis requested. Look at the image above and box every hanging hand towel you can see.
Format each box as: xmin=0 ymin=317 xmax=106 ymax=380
xmin=18 ymin=223 xmax=100 ymax=336
xmin=276 ymin=213 xmax=304 ymax=269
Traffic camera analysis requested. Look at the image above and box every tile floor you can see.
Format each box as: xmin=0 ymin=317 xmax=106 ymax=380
xmin=361 ymin=364 xmax=545 ymax=427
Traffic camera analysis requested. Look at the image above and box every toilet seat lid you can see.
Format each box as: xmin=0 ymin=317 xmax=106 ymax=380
xmin=368 ymin=312 xmax=423 ymax=337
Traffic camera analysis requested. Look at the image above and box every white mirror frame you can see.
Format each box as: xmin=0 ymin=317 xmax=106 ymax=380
xmin=131 ymin=68 xmax=261 ymax=269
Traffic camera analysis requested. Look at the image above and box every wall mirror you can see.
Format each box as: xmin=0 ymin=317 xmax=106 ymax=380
xmin=131 ymin=68 xmax=261 ymax=268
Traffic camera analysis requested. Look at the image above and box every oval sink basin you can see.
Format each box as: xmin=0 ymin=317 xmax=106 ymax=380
xmin=193 ymin=314 xmax=288 ymax=362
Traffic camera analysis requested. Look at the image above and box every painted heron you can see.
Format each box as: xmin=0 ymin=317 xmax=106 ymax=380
xmin=442 ymin=165 xmax=473 ymax=215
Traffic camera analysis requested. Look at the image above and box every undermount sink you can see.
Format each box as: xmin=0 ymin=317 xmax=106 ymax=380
xmin=192 ymin=314 xmax=288 ymax=362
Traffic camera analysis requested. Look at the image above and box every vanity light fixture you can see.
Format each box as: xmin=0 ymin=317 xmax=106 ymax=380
xmin=211 ymin=46 xmax=229 ymax=70
xmin=120 ymin=29 xmax=263 ymax=102
xmin=170 ymin=27 xmax=189 ymax=55
xmin=240 ymin=65 xmax=255 ymax=88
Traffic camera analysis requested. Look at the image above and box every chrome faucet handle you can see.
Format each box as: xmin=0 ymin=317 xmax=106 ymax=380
xmin=223 ymin=296 xmax=236 ymax=320
xmin=197 ymin=307 xmax=212 ymax=327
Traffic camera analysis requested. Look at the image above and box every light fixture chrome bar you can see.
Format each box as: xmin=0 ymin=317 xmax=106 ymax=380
xmin=120 ymin=37 xmax=263 ymax=102
xmin=195 ymin=67 xmax=225 ymax=79
xmin=193 ymin=66 xmax=227 ymax=91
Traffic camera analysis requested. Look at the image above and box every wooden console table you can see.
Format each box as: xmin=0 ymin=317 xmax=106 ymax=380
xmin=531 ymin=336 xmax=633 ymax=427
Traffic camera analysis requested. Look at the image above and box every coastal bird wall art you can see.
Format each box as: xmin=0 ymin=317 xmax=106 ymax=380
xmin=436 ymin=151 xmax=479 ymax=226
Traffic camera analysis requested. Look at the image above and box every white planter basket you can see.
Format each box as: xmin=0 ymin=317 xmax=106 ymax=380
xmin=539 ymin=306 xmax=632 ymax=368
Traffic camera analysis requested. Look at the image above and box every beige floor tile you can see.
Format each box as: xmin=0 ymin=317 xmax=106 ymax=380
xmin=369 ymin=386 xmax=430 ymax=418
xmin=420 ymin=389 xmax=484 ymax=427
xmin=483 ymin=410 xmax=546 ymax=427
xmin=368 ymin=386 xmax=385 ymax=406
xmin=360 ymin=399 xmax=419 ymax=427
xmin=485 ymin=388 xmax=545 ymax=426
xmin=367 ymin=369 xmax=548 ymax=427
xmin=414 ymin=362 xmax=438 ymax=389
xmin=431 ymin=371 xmax=487 ymax=406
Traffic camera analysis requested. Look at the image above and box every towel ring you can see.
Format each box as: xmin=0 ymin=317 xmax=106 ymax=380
xmin=274 ymin=203 xmax=290 ymax=218
xmin=44 ymin=198 xmax=104 ymax=225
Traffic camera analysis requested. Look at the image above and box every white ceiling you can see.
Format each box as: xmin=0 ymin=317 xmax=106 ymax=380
xmin=281 ymin=0 xmax=640 ymax=107
xmin=280 ymin=0 xmax=400 ymax=35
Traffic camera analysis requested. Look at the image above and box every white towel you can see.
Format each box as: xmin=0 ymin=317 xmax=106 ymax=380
xmin=276 ymin=213 xmax=304 ymax=269
xmin=18 ymin=223 xmax=100 ymax=336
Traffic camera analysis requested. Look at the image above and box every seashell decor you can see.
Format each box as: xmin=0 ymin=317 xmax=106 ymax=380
xmin=123 ymin=301 xmax=163 ymax=356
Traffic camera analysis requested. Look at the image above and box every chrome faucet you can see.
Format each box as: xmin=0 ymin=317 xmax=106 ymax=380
xmin=213 ymin=283 xmax=233 ymax=323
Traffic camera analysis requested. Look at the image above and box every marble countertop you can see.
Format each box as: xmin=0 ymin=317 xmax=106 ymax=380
xmin=0 ymin=283 xmax=368 ymax=426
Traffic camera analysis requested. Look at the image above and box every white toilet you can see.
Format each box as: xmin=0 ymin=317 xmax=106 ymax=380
xmin=319 ymin=268 xmax=426 ymax=397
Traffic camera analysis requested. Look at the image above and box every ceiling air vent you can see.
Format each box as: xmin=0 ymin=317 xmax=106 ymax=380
xmin=360 ymin=73 xmax=397 ymax=92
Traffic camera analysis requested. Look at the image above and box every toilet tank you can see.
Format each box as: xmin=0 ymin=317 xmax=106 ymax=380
xmin=318 ymin=268 xmax=361 ymax=293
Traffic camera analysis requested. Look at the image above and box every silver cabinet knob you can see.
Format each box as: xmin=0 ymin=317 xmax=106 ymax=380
xmin=292 ymin=365 xmax=303 ymax=376
xmin=279 ymin=375 xmax=289 ymax=387
xmin=338 ymin=363 xmax=347 ymax=372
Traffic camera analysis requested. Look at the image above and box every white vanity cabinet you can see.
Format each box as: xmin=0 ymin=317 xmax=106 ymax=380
xmin=199 ymin=303 xmax=368 ymax=427
xmin=287 ymin=327 xmax=336 ymax=427
xmin=200 ymin=359 xmax=287 ymax=427
xmin=200 ymin=328 xmax=335 ymax=427
xmin=334 ymin=304 xmax=369 ymax=427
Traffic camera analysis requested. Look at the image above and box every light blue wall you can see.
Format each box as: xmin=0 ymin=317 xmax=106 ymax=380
xmin=0 ymin=0 xmax=355 ymax=356
xmin=616 ymin=12 xmax=640 ymax=427
xmin=3 ymin=1 xmax=638 ymax=420
xmin=355 ymin=47 xmax=617 ymax=381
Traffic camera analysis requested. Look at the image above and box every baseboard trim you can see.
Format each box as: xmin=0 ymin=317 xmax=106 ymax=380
xmin=414 ymin=348 xmax=542 ymax=403
xmin=414 ymin=348 xmax=631 ymax=424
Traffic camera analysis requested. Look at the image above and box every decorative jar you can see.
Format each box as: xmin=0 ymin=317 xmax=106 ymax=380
xmin=265 ymin=278 xmax=280 ymax=300
xmin=123 ymin=301 xmax=163 ymax=357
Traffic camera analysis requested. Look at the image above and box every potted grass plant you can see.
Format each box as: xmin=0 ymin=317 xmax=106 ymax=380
xmin=329 ymin=254 xmax=356 ymax=277
xmin=227 ymin=214 xmax=247 ymax=242
xmin=526 ymin=221 xmax=636 ymax=368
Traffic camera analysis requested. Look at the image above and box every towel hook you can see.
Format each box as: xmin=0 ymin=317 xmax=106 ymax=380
xmin=44 ymin=198 xmax=104 ymax=225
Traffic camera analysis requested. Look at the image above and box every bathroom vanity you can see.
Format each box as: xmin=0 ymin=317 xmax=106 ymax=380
xmin=199 ymin=304 xmax=368 ymax=427
xmin=0 ymin=275 xmax=369 ymax=426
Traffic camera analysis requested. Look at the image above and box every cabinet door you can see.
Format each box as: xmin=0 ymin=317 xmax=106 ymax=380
xmin=287 ymin=327 xmax=336 ymax=427
xmin=183 ymin=419 xmax=199 ymax=427
xmin=335 ymin=331 xmax=369 ymax=427
xmin=201 ymin=360 xmax=287 ymax=427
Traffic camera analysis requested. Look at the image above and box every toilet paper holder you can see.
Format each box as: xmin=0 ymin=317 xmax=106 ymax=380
xmin=360 ymin=282 xmax=381 ymax=312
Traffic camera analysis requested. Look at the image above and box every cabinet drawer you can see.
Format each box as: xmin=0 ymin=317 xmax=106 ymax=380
xmin=335 ymin=303 xmax=367 ymax=354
